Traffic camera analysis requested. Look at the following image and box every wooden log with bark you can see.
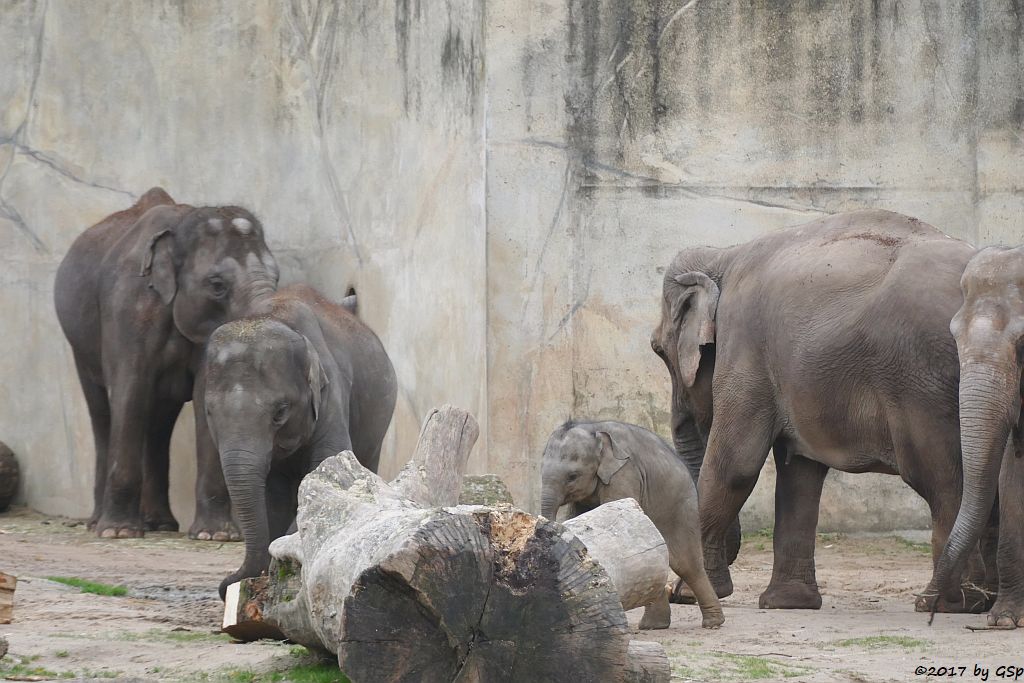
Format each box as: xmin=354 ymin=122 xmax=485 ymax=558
xmin=223 ymin=405 xmax=671 ymax=682
xmin=0 ymin=572 xmax=15 ymax=624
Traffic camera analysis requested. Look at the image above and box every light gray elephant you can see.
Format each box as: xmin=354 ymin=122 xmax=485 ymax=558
xmin=928 ymin=246 xmax=1024 ymax=628
xmin=201 ymin=284 xmax=397 ymax=598
xmin=540 ymin=420 xmax=725 ymax=629
xmin=651 ymin=209 xmax=997 ymax=614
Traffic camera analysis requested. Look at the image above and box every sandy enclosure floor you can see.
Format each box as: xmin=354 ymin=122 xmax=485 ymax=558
xmin=0 ymin=508 xmax=1021 ymax=683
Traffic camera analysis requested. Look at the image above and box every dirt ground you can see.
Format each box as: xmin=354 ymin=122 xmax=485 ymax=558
xmin=1 ymin=508 xmax=1021 ymax=683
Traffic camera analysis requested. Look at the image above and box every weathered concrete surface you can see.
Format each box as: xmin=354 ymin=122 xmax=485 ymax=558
xmin=0 ymin=0 xmax=486 ymax=525
xmin=485 ymin=0 xmax=1024 ymax=528
xmin=1 ymin=1 xmax=1021 ymax=532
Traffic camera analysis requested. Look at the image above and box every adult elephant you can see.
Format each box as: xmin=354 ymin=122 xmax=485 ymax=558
xmin=650 ymin=209 xmax=995 ymax=612
xmin=54 ymin=188 xmax=279 ymax=539
xmin=927 ymin=246 xmax=1024 ymax=627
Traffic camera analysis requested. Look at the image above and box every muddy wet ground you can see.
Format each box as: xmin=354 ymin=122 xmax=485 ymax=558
xmin=0 ymin=508 xmax=1020 ymax=682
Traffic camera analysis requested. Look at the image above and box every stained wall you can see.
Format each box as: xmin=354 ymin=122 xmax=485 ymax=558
xmin=1 ymin=1 xmax=1021 ymax=532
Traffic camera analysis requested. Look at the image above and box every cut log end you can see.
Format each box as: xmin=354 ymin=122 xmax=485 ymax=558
xmin=221 ymin=577 xmax=285 ymax=642
xmin=336 ymin=509 xmax=630 ymax=683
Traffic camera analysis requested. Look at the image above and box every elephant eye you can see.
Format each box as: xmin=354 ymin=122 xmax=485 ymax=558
xmin=566 ymin=472 xmax=578 ymax=482
xmin=272 ymin=403 xmax=290 ymax=425
xmin=207 ymin=276 xmax=228 ymax=298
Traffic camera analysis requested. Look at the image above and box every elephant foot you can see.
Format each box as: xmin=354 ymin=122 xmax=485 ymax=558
xmin=759 ymin=581 xmax=823 ymax=610
xmin=639 ymin=595 xmax=671 ymax=630
xmin=914 ymin=584 xmax=993 ymax=614
xmin=96 ymin=514 xmax=144 ymax=539
xmin=189 ymin=515 xmax=242 ymax=542
xmin=987 ymin=598 xmax=1024 ymax=629
xmin=701 ymin=609 xmax=725 ymax=629
xmin=143 ymin=511 xmax=179 ymax=532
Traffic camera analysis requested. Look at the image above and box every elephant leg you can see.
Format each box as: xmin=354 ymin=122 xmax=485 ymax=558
xmin=189 ymin=377 xmax=240 ymax=541
xmin=73 ymin=353 xmax=110 ymax=531
xmin=666 ymin=514 xmax=725 ymax=628
xmin=698 ymin=410 xmax=775 ymax=599
xmin=638 ymin=585 xmax=672 ymax=630
xmin=988 ymin=446 xmax=1024 ymax=628
xmin=140 ymin=400 xmax=181 ymax=532
xmin=97 ymin=376 xmax=153 ymax=538
xmin=759 ymin=449 xmax=827 ymax=609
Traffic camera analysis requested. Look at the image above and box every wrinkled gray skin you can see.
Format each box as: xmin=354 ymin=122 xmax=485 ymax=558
xmin=651 ymin=210 xmax=997 ymax=613
xmin=54 ymin=188 xmax=279 ymax=539
xmin=928 ymin=246 xmax=1024 ymax=627
xmin=541 ymin=420 xmax=725 ymax=628
xmin=203 ymin=284 xmax=397 ymax=598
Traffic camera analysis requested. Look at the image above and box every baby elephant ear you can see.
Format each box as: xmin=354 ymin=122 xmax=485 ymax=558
xmin=302 ymin=335 xmax=329 ymax=421
xmin=596 ymin=431 xmax=630 ymax=485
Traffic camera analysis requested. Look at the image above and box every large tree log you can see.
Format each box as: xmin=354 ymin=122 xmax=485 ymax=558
xmin=224 ymin=406 xmax=671 ymax=681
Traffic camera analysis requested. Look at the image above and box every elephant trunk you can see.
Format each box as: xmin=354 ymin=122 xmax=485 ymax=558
xmin=932 ymin=362 xmax=1016 ymax=599
xmin=540 ymin=486 xmax=563 ymax=521
xmin=220 ymin=447 xmax=272 ymax=595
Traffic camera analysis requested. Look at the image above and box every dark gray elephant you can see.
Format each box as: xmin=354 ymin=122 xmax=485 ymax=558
xmin=928 ymin=246 xmax=1024 ymax=627
xmin=54 ymin=188 xmax=279 ymax=539
xmin=651 ymin=209 xmax=996 ymax=613
xmin=540 ymin=420 xmax=725 ymax=629
xmin=202 ymin=285 xmax=397 ymax=597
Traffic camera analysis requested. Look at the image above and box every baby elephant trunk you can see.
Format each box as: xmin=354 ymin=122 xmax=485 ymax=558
xmin=219 ymin=447 xmax=271 ymax=598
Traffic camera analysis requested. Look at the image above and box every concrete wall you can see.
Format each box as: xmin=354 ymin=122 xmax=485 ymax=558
xmin=1 ymin=0 xmax=1021 ymax=532
xmin=0 ymin=0 xmax=486 ymax=528
xmin=485 ymin=0 xmax=1024 ymax=529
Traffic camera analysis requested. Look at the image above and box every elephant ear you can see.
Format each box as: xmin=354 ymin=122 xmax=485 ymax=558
xmin=666 ymin=271 xmax=720 ymax=387
xmin=140 ymin=228 xmax=177 ymax=304
xmin=302 ymin=335 xmax=329 ymax=421
xmin=596 ymin=431 xmax=629 ymax=485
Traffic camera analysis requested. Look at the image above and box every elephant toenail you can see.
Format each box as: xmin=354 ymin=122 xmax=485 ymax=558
xmin=213 ymin=532 xmax=229 ymax=541
xmin=100 ymin=528 xmax=117 ymax=538
xmin=198 ymin=531 xmax=211 ymax=540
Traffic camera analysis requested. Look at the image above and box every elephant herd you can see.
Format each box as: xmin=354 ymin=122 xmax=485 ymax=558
xmin=52 ymin=191 xmax=1023 ymax=631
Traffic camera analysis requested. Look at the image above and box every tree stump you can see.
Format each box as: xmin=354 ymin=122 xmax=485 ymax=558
xmin=0 ymin=442 xmax=18 ymax=512
xmin=224 ymin=405 xmax=672 ymax=682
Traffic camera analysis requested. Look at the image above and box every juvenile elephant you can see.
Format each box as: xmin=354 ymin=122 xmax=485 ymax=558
xmin=202 ymin=285 xmax=397 ymax=597
xmin=651 ymin=209 xmax=996 ymax=613
xmin=928 ymin=246 xmax=1024 ymax=627
xmin=54 ymin=188 xmax=279 ymax=539
xmin=540 ymin=420 xmax=725 ymax=629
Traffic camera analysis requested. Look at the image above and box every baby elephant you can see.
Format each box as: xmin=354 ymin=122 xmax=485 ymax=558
xmin=202 ymin=285 xmax=397 ymax=598
xmin=540 ymin=420 xmax=724 ymax=629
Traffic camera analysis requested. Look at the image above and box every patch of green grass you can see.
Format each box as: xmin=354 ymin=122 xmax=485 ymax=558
xmin=818 ymin=531 xmax=846 ymax=543
xmin=267 ymin=663 xmax=350 ymax=683
xmin=894 ymin=536 xmax=932 ymax=554
xmin=55 ymin=649 xmax=70 ymax=658
xmin=833 ymin=635 xmax=929 ymax=650
xmin=668 ymin=650 xmax=812 ymax=681
xmin=51 ymin=627 xmax=231 ymax=643
xmin=46 ymin=575 xmax=128 ymax=596
xmin=0 ymin=654 xmax=74 ymax=680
